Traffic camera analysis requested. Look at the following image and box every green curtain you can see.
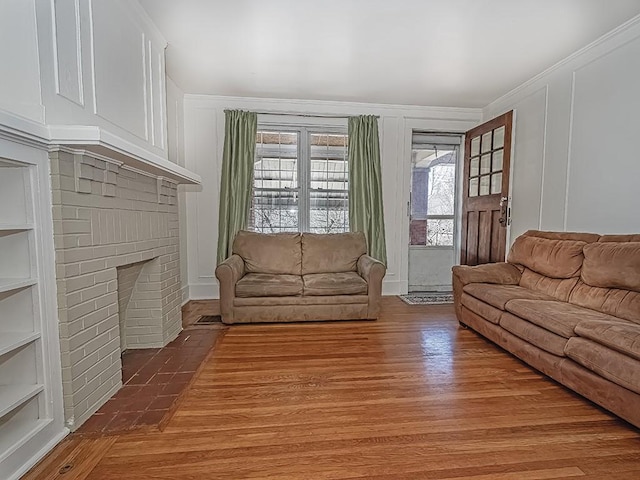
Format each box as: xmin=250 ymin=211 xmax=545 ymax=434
xmin=348 ymin=115 xmax=387 ymax=265
xmin=216 ymin=110 xmax=257 ymax=264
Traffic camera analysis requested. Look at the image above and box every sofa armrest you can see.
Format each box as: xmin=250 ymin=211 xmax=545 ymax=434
xmin=452 ymin=262 xmax=521 ymax=287
xmin=452 ymin=262 xmax=521 ymax=324
xmin=215 ymin=255 xmax=246 ymax=322
xmin=358 ymin=255 xmax=386 ymax=319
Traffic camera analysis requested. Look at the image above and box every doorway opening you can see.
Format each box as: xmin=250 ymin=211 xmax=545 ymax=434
xmin=408 ymin=132 xmax=461 ymax=292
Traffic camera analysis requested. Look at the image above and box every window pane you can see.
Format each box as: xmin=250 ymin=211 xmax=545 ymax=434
xmin=481 ymin=132 xmax=492 ymax=152
xmin=310 ymin=133 xmax=348 ymax=192
xmin=471 ymin=136 xmax=480 ymax=156
xmin=249 ymin=189 xmax=299 ymax=232
xmin=480 ymin=175 xmax=490 ymax=196
xmin=492 ymin=149 xmax=503 ymax=172
xmin=309 ymin=190 xmax=349 ymax=233
xmin=469 ymin=177 xmax=478 ymax=197
xmin=493 ymin=126 xmax=505 ymax=149
xmin=254 ymin=131 xmax=298 ymax=190
xmin=427 ymin=219 xmax=454 ymax=246
xmin=410 ymin=219 xmax=427 ymax=245
xmin=427 ymin=164 xmax=455 ymax=216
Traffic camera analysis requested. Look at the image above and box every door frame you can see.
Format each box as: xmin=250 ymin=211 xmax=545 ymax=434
xmin=398 ymin=117 xmax=479 ymax=294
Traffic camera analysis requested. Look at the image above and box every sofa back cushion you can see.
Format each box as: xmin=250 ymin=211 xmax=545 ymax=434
xmin=581 ymin=242 xmax=640 ymax=292
xmin=508 ymin=235 xmax=586 ymax=279
xmin=518 ymin=269 xmax=579 ymax=302
xmin=233 ymin=231 xmax=302 ymax=275
xmin=301 ymin=232 xmax=366 ymax=275
xmin=521 ymin=229 xmax=601 ymax=243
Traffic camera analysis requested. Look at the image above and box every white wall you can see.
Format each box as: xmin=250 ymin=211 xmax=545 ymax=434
xmin=183 ymin=95 xmax=480 ymax=298
xmin=166 ymin=75 xmax=190 ymax=302
xmin=0 ymin=0 xmax=44 ymax=122
xmin=484 ymin=16 xmax=640 ymax=242
xmin=33 ymin=0 xmax=169 ymax=158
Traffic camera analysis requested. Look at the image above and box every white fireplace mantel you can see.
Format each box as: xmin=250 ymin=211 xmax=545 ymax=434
xmin=0 ymin=110 xmax=201 ymax=185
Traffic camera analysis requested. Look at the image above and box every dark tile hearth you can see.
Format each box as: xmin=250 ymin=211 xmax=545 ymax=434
xmin=78 ymin=326 xmax=222 ymax=435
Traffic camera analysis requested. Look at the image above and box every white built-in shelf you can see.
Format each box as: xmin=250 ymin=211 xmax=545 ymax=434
xmin=0 ymin=385 xmax=44 ymax=419
xmin=0 ymin=278 xmax=37 ymax=294
xmin=0 ymin=419 xmax=51 ymax=464
xmin=0 ymin=224 xmax=34 ymax=234
xmin=0 ymin=332 xmax=40 ymax=357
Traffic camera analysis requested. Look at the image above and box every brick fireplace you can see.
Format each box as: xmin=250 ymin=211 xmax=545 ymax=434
xmin=50 ymin=149 xmax=182 ymax=430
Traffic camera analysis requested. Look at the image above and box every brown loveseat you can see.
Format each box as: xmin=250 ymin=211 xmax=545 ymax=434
xmin=215 ymin=230 xmax=386 ymax=324
xmin=453 ymin=230 xmax=640 ymax=427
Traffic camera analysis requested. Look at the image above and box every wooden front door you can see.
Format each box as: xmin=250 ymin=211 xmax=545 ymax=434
xmin=460 ymin=111 xmax=513 ymax=265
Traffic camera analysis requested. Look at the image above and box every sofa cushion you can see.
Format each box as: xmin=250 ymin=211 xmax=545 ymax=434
xmin=461 ymin=293 xmax=502 ymax=324
xmin=521 ymin=230 xmax=601 ymax=243
xmin=462 ymin=283 xmax=554 ymax=310
xmin=500 ymin=313 xmax=568 ymax=357
xmin=507 ymin=235 xmax=586 ymax=279
xmin=565 ymin=337 xmax=640 ymax=395
xmin=582 ymin=242 xmax=640 ymax=292
xmin=301 ymin=232 xmax=366 ymax=275
xmin=236 ymin=273 xmax=303 ymax=297
xmin=518 ymin=269 xmax=579 ymax=302
xmin=303 ymin=272 xmax=368 ymax=296
xmin=505 ymin=299 xmax=622 ymax=338
xmin=569 ymin=281 xmax=640 ymax=325
xmin=233 ymin=231 xmax=302 ymax=275
xmin=574 ymin=320 xmax=640 ymax=361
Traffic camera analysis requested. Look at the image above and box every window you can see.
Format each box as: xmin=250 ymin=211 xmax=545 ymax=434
xmin=410 ymin=134 xmax=459 ymax=247
xmin=250 ymin=128 xmax=349 ymax=233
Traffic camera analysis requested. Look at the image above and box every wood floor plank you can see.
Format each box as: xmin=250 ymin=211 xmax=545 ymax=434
xmin=25 ymin=298 xmax=640 ymax=479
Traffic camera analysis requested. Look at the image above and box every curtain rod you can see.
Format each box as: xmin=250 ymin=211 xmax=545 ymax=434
xmin=251 ymin=111 xmax=379 ymax=119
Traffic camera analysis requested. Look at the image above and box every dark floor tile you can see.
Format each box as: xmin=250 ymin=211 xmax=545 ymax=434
xmin=96 ymin=399 xmax=121 ymax=415
xmin=137 ymin=409 xmax=168 ymax=426
xmin=172 ymin=372 xmax=193 ymax=385
xmin=103 ymin=411 xmax=142 ymax=433
xmin=148 ymin=395 xmax=178 ymax=411
xmin=123 ymin=395 xmax=154 ymax=412
xmin=139 ymin=383 xmax=165 ymax=397
xmin=78 ymin=412 xmax=117 ymax=433
xmin=161 ymin=381 xmax=187 ymax=395
xmin=153 ymin=372 xmax=175 ymax=385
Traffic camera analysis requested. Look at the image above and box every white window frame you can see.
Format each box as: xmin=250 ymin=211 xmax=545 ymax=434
xmin=252 ymin=124 xmax=349 ymax=233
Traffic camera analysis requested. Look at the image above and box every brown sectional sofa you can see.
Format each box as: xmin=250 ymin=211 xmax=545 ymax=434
xmin=215 ymin=230 xmax=386 ymax=324
xmin=453 ymin=230 xmax=640 ymax=427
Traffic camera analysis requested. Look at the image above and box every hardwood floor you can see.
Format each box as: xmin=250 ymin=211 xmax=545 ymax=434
xmin=25 ymin=297 xmax=640 ymax=479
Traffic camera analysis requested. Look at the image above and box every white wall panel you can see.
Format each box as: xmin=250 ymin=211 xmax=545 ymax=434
xmin=0 ymin=0 xmax=43 ymax=122
xmin=91 ymin=0 xmax=147 ymax=139
xmin=484 ymin=16 xmax=640 ymax=241
xmin=508 ymin=87 xmax=547 ymax=241
xmin=566 ymin=37 xmax=640 ymax=233
xmin=53 ymin=0 xmax=83 ymax=105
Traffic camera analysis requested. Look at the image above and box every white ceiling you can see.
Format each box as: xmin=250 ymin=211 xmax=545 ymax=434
xmin=139 ymin=0 xmax=640 ymax=108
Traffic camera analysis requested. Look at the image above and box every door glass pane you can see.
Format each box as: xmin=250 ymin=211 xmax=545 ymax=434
xmin=481 ymin=132 xmax=492 ymax=152
xmin=470 ymin=157 xmax=479 ymax=177
xmin=426 ymin=219 xmax=454 ymax=246
xmin=471 ymin=136 xmax=480 ymax=156
xmin=427 ymin=164 xmax=455 ymax=216
xmin=492 ymin=149 xmax=503 ymax=172
xmin=479 ymin=175 xmax=490 ymax=196
xmin=469 ymin=178 xmax=478 ymax=197
xmin=480 ymin=154 xmax=491 ymax=174
xmin=493 ymin=126 xmax=505 ymax=149
xmin=491 ymin=173 xmax=502 ymax=194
